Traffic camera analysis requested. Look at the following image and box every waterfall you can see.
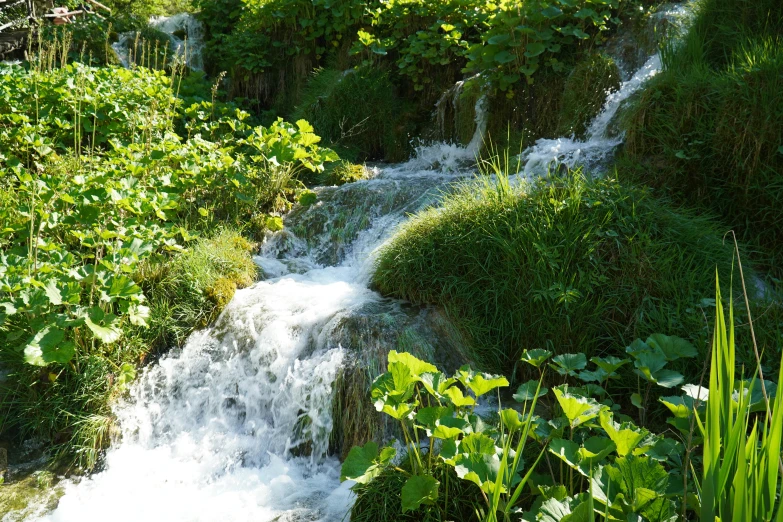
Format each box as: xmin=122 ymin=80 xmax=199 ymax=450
xmin=112 ymin=13 xmax=204 ymax=70
xmin=39 ymin=146 xmax=477 ymax=522
xmin=519 ymin=2 xmax=694 ymax=177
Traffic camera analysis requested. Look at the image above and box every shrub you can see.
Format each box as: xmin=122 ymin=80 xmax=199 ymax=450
xmin=621 ymin=0 xmax=783 ymax=273
xmin=292 ymin=66 xmax=412 ymax=161
xmin=373 ymin=170 xmax=741 ymax=375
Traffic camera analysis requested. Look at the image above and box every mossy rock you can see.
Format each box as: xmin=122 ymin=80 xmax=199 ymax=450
xmin=292 ymin=66 xmax=414 ymax=161
xmin=0 ymin=471 xmax=63 ymax=518
xmin=558 ymin=54 xmax=622 ymax=139
xmin=320 ymin=160 xmax=369 ymax=186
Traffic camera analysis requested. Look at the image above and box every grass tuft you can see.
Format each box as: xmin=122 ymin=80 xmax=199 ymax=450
xmin=373 ymin=168 xmax=746 ymax=376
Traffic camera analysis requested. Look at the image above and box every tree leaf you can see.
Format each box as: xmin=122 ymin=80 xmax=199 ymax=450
xmin=401 ymin=475 xmax=439 ymax=512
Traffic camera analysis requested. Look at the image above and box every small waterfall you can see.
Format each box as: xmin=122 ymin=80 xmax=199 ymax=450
xmin=519 ymin=2 xmax=693 ymax=177
xmin=40 ymin=144 xmax=478 ymax=522
xmin=112 ymin=13 xmax=204 ymax=70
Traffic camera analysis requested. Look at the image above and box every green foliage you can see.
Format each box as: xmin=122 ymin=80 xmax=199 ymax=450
xmin=293 ymin=66 xmax=411 ymax=161
xmin=373 ymin=169 xmax=739 ymax=374
xmin=621 ymin=0 xmax=783 ymax=273
xmin=0 ymin=58 xmax=334 ymax=468
xmin=558 ymin=53 xmax=621 ymax=138
xmin=343 ymin=351 xmax=541 ymax=522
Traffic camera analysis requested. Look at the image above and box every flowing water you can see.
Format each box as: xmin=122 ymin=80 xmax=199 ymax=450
xmin=112 ymin=13 xmax=205 ymax=70
xmin=20 ymin=5 xmax=695 ymax=520
xmin=519 ymin=2 xmax=694 ymax=177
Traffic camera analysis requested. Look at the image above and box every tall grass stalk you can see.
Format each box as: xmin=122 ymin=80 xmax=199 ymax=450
xmin=696 ymin=273 xmax=783 ymax=521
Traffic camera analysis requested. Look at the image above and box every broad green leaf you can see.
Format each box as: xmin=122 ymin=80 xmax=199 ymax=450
xmin=454 ymin=452 xmax=502 ymax=493
xmin=129 ymin=304 xmax=150 ymax=327
xmin=84 ymin=308 xmax=122 ymax=344
xmin=459 ymin=433 xmax=497 ymax=455
xmin=415 ymin=406 xmax=450 ymax=430
xmin=116 ymin=362 xmax=136 ymax=392
xmin=23 ymin=326 xmax=74 ymax=366
xmin=550 ymin=353 xmax=587 ymax=376
xmin=401 ymin=475 xmax=439 ymax=512
xmin=549 ymin=438 xmax=581 ymax=468
xmin=525 ymin=42 xmax=547 ymax=57
xmin=340 ymin=441 xmax=395 ymax=484
xmin=599 ymin=411 xmax=648 ymax=457
xmin=520 ymin=349 xmax=552 ymax=368
xmin=443 ymin=386 xmax=476 ymax=408
xmin=590 ymin=355 xmax=629 ymax=376
xmin=499 ymin=408 xmax=524 ymax=431
xmin=465 ymin=373 xmax=508 ymax=397
xmin=577 ymin=368 xmax=608 ymax=383
xmin=646 ymin=334 xmax=697 ymax=361
xmin=388 ymin=350 xmax=437 ymax=376
xmin=513 ymin=380 xmax=548 ymax=402
xmin=418 ymin=372 xmax=455 ymax=397
xmin=659 ymin=396 xmax=695 ymax=418
xmin=493 ymin=50 xmax=516 ymax=64
xmin=44 ymin=279 xmax=63 ymax=305
xmin=554 ymin=385 xmax=604 ymax=428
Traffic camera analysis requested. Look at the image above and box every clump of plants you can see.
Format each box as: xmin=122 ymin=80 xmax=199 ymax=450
xmin=345 ymin=275 xmax=783 ymax=521
xmin=621 ymin=0 xmax=783 ymax=273
xmin=0 ymin=55 xmax=336 ymax=468
xmin=373 ymin=167 xmax=742 ymax=375
xmin=293 ymin=66 xmax=411 ymax=161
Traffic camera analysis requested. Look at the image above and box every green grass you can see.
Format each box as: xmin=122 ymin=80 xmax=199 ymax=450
xmin=620 ymin=0 xmax=783 ymax=274
xmin=0 ymin=229 xmax=258 ymax=471
xmin=558 ymin=54 xmax=622 ymax=139
xmin=373 ymin=168 xmax=744 ymax=376
xmin=292 ymin=66 xmax=414 ymax=162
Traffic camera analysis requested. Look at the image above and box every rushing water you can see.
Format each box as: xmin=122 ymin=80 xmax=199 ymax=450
xmin=112 ymin=13 xmax=205 ymax=70
xmin=23 ymin=6 xmax=696 ymax=520
xmin=519 ymin=2 xmax=693 ymax=176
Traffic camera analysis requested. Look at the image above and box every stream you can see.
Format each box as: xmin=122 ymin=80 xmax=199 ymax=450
xmin=24 ymin=4 xmax=692 ymax=520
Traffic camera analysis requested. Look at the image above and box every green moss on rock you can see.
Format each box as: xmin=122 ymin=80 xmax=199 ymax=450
xmin=559 ymin=54 xmax=622 ymax=139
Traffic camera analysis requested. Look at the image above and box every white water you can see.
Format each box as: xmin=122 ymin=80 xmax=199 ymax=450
xmin=38 ymin=131 xmax=483 ymax=522
xmin=112 ymin=13 xmax=204 ymax=70
xmin=519 ymin=2 xmax=693 ymax=177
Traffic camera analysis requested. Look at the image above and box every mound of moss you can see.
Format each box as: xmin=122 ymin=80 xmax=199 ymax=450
xmin=292 ymin=66 xmax=414 ymax=162
xmin=373 ymin=173 xmax=741 ymax=375
xmin=559 ymin=54 xmax=622 ymax=138
xmin=621 ymin=0 xmax=783 ymax=273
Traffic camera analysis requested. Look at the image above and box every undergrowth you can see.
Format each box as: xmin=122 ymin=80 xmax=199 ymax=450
xmin=621 ymin=0 xmax=783 ymax=274
xmin=374 ymin=167 xmax=749 ymax=376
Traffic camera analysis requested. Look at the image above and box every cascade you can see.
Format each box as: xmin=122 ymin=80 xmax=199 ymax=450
xmin=39 ymin=145 xmax=480 ymax=522
xmin=519 ymin=2 xmax=693 ymax=177
xmin=23 ymin=5 xmax=693 ymax=521
xmin=112 ymin=13 xmax=204 ymax=70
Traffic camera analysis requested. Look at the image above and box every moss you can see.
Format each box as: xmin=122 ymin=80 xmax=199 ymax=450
xmin=373 ymin=171 xmax=749 ymax=377
xmin=620 ymin=0 xmax=783 ymax=274
xmin=0 ymin=472 xmax=63 ymax=518
xmin=559 ymin=54 xmax=622 ymax=139
xmin=292 ymin=66 xmax=414 ymax=161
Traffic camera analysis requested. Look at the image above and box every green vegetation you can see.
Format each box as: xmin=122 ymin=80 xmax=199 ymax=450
xmin=196 ymin=0 xmax=661 ymax=159
xmin=0 ymin=48 xmax=336 ymax=469
xmin=621 ymin=0 xmax=783 ymax=273
xmin=374 ymin=169 xmax=744 ymax=375
xmin=558 ymin=53 xmax=621 ymax=138
xmin=344 ymin=278 xmax=783 ymax=521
